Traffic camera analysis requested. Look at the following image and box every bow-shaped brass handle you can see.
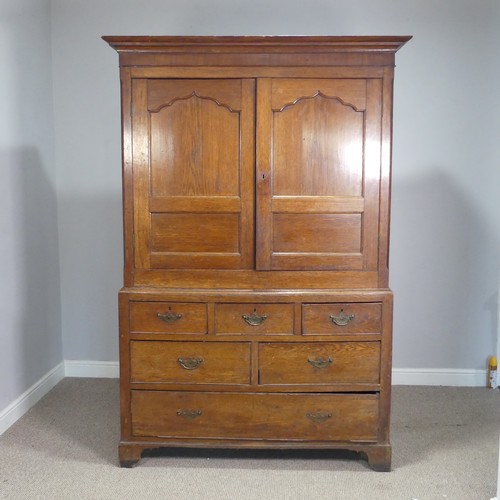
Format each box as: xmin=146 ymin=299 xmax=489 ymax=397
xmin=329 ymin=309 xmax=355 ymax=326
xmin=176 ymin=409 xmax=202 ymax=420
xmin=306 ymin=412 xmax=332 ymax=424
xmin=157 ymin=311 xmax=183 ymax=324
xmin=242 ymin=309 xmax=268 ymax=326
xmin=307 ymin=357 xmax=333 ymax=369
xmin=177 ymin=357 xmax=204 ymax=370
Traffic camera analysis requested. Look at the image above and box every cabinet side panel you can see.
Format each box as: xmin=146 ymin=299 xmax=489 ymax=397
xmin=120 ymin=68 xmax=134 ymax=285
xmin=379 ymin=293 xmax=393 ymax=442
xmin=378 ymin=68 xmax=395 ymax=287
xmin=118 ymin=292 xmax=132 ymax=440
xmin=362 ymin=79 xmax=383 ymax=271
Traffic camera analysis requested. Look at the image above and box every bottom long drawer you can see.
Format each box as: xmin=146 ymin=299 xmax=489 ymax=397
xmin=131 ymin=391 xmax=379 ymax=442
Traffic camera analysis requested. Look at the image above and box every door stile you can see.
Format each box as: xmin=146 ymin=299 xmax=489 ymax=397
xmin=239 ymin=79 xmax=257 ymax=269
xmin=255 ymin=79 xmax=273 ymax=270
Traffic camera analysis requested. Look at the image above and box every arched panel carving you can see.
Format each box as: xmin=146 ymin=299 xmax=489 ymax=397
xmin=147 ymin=79 xmax=243 ymax=113
xmin=270 ymin=78 xmax=367 ymax=112
xmin=274 ymin=91 xmax=362 ymax=113
xmin=150 ymin=91 xmax=238 ymax=114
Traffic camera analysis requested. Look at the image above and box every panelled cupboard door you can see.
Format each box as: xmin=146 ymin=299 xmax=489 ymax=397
xmin=256 ymin=78 xmax=382 ymax=271
xmin=132 ymin=79 xmax=255 ymax=270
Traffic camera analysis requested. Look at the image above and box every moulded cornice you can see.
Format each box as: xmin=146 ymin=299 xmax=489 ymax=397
xmin=102 ymin=35 xmax=412 ymax=54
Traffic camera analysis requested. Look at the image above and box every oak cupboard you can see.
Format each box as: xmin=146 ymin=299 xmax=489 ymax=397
xmin=103 ymin=36 xmax=410 ymax=471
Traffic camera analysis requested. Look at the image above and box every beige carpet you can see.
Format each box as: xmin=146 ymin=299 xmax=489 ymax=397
xmin=0 ymin=379 xmax=499 ymax=499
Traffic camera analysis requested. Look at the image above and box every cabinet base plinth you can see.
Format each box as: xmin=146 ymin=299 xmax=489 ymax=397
xmin=119 ymin=444 xmax=144 ymax=468
xmin=118 ymin=441 xmax=391 ymax=471
xmin=363 ymin=444 xmax=392 ymax=471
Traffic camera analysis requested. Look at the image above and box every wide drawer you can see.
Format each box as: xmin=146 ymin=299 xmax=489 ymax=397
xmin=131 ymin=391 xmax=379 ymax=441
xmin=130 ymin=341 xmax=251 ymax=384
xmin=130 ymin=302 xmax=207 ymax=334
xmin=215 ymin=303 xmax=294 ymax=335
xmin=259 ymin=342 xmax=380 ymax=385
xmin=302 ymin=303 xmax=382 ymax=335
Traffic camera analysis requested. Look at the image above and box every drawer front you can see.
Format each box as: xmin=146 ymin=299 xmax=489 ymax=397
xmin=259 ymin=342 xmax=380 ymax=385
xmin=302 ymin=303 xmax=382 ymax=335
xmin=215 ymin=303 xmax=294 ymax=335
xmin=131 ymin=391 xmax=379 ymax=441
xmin=130 ymin=302 xmax=207 ymax=334
xmin=130 ymin=341 xmax=251 ymax=384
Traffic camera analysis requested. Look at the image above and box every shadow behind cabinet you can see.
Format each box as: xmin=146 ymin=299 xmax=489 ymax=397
xmin=103 ymin=36 xmax=410 ymax=471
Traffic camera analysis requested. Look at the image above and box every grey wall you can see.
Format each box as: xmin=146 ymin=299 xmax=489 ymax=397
xmin=50 ymin=0 xmax=500 ymax=370
xmin=0 ymin=0 xmax=62 ymax=410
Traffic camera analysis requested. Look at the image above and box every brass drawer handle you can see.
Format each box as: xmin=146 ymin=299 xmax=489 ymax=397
xmin=329 ymin=309 xmax=355 ymax=326
xmin=176 ymin=409 xmax=202 ymax=420
xmin=306 ymin=412 xmax=332 ymax=424
xmin=157 ymin=311 xmax=183 ymax=324
xmin=307 ymin=357 xmax=333 ymax=369
xmin=178 ymin=357 xmax=204 ymax=370
xmin=242 ymin=309 xmax=268 ymax=326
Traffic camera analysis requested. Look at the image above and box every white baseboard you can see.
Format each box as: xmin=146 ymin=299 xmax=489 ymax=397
xmin=392 ymin=368 xmax=488 ymax=387
xmin=0 ymin=361 xmax=65 ymax=436
xmin=0 ymin=362 xmax=488 ymax=437
xmin=62 ymin=361 xmax=487 ymax=387
xmin=64 ymin=360 xmax=119 ymax=378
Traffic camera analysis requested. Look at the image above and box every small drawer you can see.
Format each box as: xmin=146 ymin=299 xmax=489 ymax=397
xmin=259 ymin=342 xmax=380 ymax=385
xmin=215 ymin=303 xmax=294 ymax=335
xmin=130 ymin=341 xmax=250 ymax=384
xmin=302 ymin=303 xmax=382 ymax=335
xmin=131 ymin=391 xmax=379 ymax=441
xmin=130 ymin=302 xmax=207 ymax=334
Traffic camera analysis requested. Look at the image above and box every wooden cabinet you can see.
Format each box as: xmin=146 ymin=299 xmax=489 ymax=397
xmin=104 ymin=36 xmax=410 ymax=471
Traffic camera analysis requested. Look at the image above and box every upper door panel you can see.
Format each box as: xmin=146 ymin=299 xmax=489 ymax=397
xmin=132 ymin=79 xmax=255 ymax=270
xmin=256 ymin=78 xmax=382 ymax=271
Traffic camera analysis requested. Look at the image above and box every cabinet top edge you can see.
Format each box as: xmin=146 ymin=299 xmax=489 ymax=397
xmin=102 ymin=35 xmax=412 ymax=53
